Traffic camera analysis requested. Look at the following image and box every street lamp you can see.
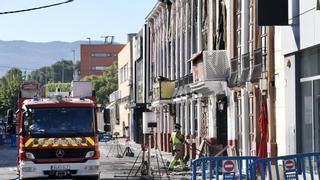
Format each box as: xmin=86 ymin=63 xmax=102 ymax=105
xmin=61 ymin=58 xmax=65 ymax=83
xmin=72 ymin=49 xmax=79 ymax=81
xmin=86 ymin=37 xmax=91 ymax=44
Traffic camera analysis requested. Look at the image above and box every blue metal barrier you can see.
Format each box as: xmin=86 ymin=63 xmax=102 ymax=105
xmin=0 ymin=134 xmax=16 ymax=147
xmin=192 ymin=156 xmax=258 ymax=180
xmin=250 ymin=152 xmax=320 ymax=180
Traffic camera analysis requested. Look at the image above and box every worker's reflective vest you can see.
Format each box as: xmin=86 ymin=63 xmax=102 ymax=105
xmin=171 ymin=132 xmax=182 ymax=145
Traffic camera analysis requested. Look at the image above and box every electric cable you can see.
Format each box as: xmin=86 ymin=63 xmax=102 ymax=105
xmin=0 ymin=0 xmax=74 ymax=15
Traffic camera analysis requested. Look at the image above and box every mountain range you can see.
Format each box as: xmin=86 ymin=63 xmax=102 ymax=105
xmin=0 ymin=40 xmax=102 ymax=77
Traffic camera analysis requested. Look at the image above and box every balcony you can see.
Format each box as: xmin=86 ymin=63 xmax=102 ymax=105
xmin=190 ymin=50 xmax=229 ymax=94
xmin=250 ymin=48 xmax=263 ymax=82
xmin=151 ymin=77 xmax=176 ymax=107
xmin=228 ymin=57 xmax=239 ymax=87
xmin=109 ymin=90 xmax=120 ymax=103
xmin=239 ymin=53 xmax=250 ymax=85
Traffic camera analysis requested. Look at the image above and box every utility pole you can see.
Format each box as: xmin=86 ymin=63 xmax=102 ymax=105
xmin=72 ymin=49 xmax=78 ymax=81
xmin=61 ymin=59 xmax=65 ymax=83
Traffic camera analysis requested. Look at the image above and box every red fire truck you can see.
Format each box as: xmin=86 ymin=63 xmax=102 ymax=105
xmin=17 ymin=81 xmax=100 ymax=179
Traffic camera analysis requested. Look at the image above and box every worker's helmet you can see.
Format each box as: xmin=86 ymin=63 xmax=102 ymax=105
xmin=174 ymin=123 xmax=181 ymax=130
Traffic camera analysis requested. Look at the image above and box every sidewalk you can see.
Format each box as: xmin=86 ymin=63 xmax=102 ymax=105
xmin=118 ymin=138 xmax=173 ymax=162
xmin=117 ymin=138 xmax=194 ymax=178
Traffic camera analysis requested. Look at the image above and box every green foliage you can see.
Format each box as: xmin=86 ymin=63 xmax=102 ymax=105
xmin=0 ymin=68 xmax=23 ymax=116
xmin=82 ymin=62 xmax=118 ymax=106
xmin=44 ymin=82 xmax=71 ymax=92
xmin=30 ymin=60 xmax=78 ymax=85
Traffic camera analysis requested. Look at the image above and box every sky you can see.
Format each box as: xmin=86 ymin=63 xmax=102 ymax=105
xmin=0 ymin=0 xmax=157 ymax=43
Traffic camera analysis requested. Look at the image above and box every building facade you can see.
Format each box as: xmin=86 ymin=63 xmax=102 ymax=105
xmin=124 ymin=0 xmax=319 ymax=159
xmin=80 ymin=43 xmax=124 ymax=78
xmin=277 ymin=0 xmax=320 ymax=155
xmin=113 ymin=42 xmax=133 ymax=138
xmin=143 ymin=0 xmax=231 ymax=158
xmin=130 ymin=27 xmax=152 ymax=144
xmin=142 ymin=0 xmax=279 ymax=159
xmin=227 ymin=0 xmax=276 ymax=157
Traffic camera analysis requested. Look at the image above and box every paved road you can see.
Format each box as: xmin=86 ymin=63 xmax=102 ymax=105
xmin=0 ymin=141 xmax=191 ymax=180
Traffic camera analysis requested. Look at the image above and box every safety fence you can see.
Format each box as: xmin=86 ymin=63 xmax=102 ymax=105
xmin=192 ymin=156 xmax=258 ymax=180
xmin=0 ymin=134 xmax=16 ymax=147
xmin=192 ymin=152 xmax=320 ymax=180
xmin=251 ymin=152 xmax=320 ymax=180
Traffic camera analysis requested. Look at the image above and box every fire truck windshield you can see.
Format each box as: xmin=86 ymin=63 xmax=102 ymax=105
xmin=24 ymin=107 xmax=95 ymax=137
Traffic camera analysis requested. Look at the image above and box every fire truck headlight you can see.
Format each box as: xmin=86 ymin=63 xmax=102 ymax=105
xmin=22 ymin=167 xmax=36 ymax=172
xmin=84 ymin=165 xmax=99 ymax=171
xmin=85 ymin=151 xmax=95 ymax=158
xmin=25 ymin=152 xmax=35 ymax=160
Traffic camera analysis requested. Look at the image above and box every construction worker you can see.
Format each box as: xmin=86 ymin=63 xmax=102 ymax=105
xmin=169 ymin=123 xmax=186 ymax=170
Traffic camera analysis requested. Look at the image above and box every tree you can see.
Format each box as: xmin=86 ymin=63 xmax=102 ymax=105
xmin=0 ymin=68 xmax=23 ymax=116
xmin=30 ymin=60 xmax=75 ymax=86
xmin=82 ymin=62 xmax=118 ymax=106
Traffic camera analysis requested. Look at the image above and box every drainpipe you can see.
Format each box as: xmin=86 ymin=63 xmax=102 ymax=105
xmin=197 ymin=0 xmax=202 ymax=52
xmin=241 ymin=88 xmax=250 ymax=156
xmin=190 ymin=99 xmax=196 ymax=158
xmin=267 ymin=26 xmax=277 ymax=157
xmin=241 ymin=0 xmax=249 ymax=55
xmin=185 ymin=1 xmax=190 ymax=73
xmin=197 ymin=98 xmax=202 ymax=140
xmin=175 ymin=1 xmax=179 ymax=80
xmin=162 ymin=8 xmax=166 ymax=77
xmin=190 ymin=100 xmax=195 ymax=136
xmin=180 ymin=102 xmax=185 ymax=134
xmin=208 ymin=0 xmax=215 ymax=51
xmin=228 ymin=90 xmax=238 ymax=149
xmin=209 ymin=94 xmax=217 ymax=143
xmin=185 ymin=99 xmax=190 ymax=136
xmin=180 ymin=2 xmax=184 ymax=79
xmin=240 ymin=0 xmax=249 ymax=156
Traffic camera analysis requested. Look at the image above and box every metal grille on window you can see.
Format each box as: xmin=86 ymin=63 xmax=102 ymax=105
xmin=229 ymin=57 xmax=239 ymax=87
xmin=200 ymin=98 xmax=208 ymax=137
xmin=240 ymin=53 xmax=250 ymax=84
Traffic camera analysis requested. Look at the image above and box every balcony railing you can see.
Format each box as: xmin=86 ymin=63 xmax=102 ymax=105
xmin=250 ymin=48 xmax=263 ymax=82
xmin=109 ymin=90 xmax=120 ymax=102
xmin=193 ymin=50 xmax=229 ymax=83
xmin=203 ymin=50 xmax=229 ymax=81
xmin=228 ymin=57 xmax=239 ymax=87
xmin=239 ymin=53 xmax=250 ymax=85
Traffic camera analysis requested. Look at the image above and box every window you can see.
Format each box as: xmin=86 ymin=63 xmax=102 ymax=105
xmin=91 ymin=52 xmax=115 ymax=58
xmin=120 ymin=64 xmax=129 ymax=83
xmin=91 ymin=66 xmax=106 ymax=71
xmin=299 ymin=46 xmax=320 ymax=153
xmin=25 ymin=107 xmax=95 ymax=137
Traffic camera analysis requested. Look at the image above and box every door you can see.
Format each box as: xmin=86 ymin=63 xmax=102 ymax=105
xmin=217 ymin=95 xmax=228 ymax=147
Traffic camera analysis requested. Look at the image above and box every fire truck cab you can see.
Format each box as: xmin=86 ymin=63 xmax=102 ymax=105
xmin=17 ymin=81 xmax=100 ymax=180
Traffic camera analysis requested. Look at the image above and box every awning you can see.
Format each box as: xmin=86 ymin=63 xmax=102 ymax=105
xmin=105 ymin=101 xmax=116 ymax=109
xmin=187 ymin=51 xmax=203 ymax=62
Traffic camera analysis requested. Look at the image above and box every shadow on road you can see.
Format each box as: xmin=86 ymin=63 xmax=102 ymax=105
xmin=0 ymin=146 xmax=17 ymax=168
